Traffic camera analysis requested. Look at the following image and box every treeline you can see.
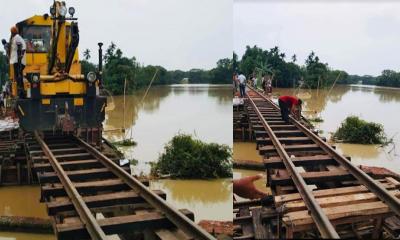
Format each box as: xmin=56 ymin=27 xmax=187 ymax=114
xmin=0 ymin=42 xmax=232 ymax=95
xmin=346 ymin=70 xmax=400 ymax=88
xmin=81 ymin=42 xmax=232 ymax=94
xmin=235 ymin=45 xmax=400 ymax=88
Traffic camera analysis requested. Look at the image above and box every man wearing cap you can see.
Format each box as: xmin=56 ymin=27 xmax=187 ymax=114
xmin=9 ymin=26 xmax=26 ymax=98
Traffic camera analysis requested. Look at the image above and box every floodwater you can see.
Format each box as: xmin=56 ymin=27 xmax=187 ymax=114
xmin=234 ymin=85 xmax=400 ymax=178
xmin=103 ymin=84 xmax=233 ymax=222
xmin=0 ymin=186 xmax=54 ymax=240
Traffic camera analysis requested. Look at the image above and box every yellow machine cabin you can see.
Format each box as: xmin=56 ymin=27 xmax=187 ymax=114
xmin=4 ymin=1 xmax=106 ymax=132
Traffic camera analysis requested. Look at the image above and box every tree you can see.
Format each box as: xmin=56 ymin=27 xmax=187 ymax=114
xmin=376 ymin=69 xmax=400 ymax=87
xmin=291 ymin=54 xmax=297 ymax=63
xmin=103 ymin=43 xmax=137 ymax=94
xmin=209 ymin=58 xmax=232 ymax=84
xmin=304 ymin=51 xmax=329 ymax=88
xmin=83 ymin=49 xmax=91 ymax=61
xmin=80 ymin=60 xmax=96 ymax=76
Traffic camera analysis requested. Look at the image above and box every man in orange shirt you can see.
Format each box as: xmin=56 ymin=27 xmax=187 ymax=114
xmin=278 ymin=95 xmax=302 ymax=122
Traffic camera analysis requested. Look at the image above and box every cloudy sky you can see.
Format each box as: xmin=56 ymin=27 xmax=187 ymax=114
xmin=0 ymin=0 xmax=232 ymax=71
xmin=234 ymin=0 xmax=400 ymax=76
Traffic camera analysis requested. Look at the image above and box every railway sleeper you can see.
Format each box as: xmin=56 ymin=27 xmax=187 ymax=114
xmin=32 ymin=153 xmax=93 ymax=162
xmin=259 ymin=144 xmax=322 ymax=155
xmin=55 ymin=209 xmax=194 ymax=240
xmin=47 ymin=190 xmax=167 ymax=215
xmin=254 ymin=130 xmax=305 ymax=138
xmin=256 ymin=137 xmax=316 ymax=146
xmin=264 ymin=155 xmax=336 ymax=169
xmin=27 ymin=143 xmax=77 ymax=151
xmin=270 ymin=169 xmax=355 ymax=186
xmin=37 ymin=166 xmax=131 ymax=183
xmin=29 ymin=147 xmax=86 ymax=156
xmin=41 ymin=179 xmax=149 ymax=199
xmin=34 ymin=159 xmax=103 ymax=172
xmin=251 ymin=125 xmax=298 ymax=131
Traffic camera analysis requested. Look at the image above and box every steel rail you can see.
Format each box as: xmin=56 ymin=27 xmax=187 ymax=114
xmin=250 ymin=87 xmax=400 ymax=218
xmin=246 ymin=92 xmax=340 ymax=238
xmin=74 ymin=136 xmax=216 ymax=240
xmin=33 ymin=131 xmax=108 ymax=240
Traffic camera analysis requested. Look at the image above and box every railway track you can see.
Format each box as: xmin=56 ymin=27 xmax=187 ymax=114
xmin=234 ymin=87 xmax=400 ymax=239
xmin=25 ymin=132 xmax=215 ymax=240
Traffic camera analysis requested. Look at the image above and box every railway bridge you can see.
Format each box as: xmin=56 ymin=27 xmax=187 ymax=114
xmin=233 ymin=87 xmax=400 ymax=239
xmin=0 ymin=130 xmax=215 ymax=240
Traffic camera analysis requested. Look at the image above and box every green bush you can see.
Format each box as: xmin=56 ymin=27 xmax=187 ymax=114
xmin=333 ymin=116 xmax=386 ymax=144
xmin=151 ymin=134 xmax=232 ymax=179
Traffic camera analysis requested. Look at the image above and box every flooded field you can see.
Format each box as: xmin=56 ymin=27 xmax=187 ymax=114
xmin=104 ymin=84 xmax=232 ymax=222
xmin=234 ymin=84 xmax=400 ymax=176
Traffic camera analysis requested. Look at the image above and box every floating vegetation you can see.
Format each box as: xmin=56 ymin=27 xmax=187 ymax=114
xmin=112 ymin=139 xmax=137 ymax=147
xmin=333 ymin=116 xmax=386 ymax=144
xmin=151 ymin=133 xmax=232 ymax=179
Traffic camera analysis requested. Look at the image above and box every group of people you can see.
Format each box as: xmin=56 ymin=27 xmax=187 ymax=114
xmin=233 ymin=72 xmax=273 ymax=98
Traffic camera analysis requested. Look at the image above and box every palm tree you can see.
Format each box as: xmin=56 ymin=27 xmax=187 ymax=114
xmin=254 ymin=59 xmax=275 ymax=88
xmin=291 ymin=54 xmax=297 ymax=63
xmin=83 ymin=49 xmax=91 ymax=61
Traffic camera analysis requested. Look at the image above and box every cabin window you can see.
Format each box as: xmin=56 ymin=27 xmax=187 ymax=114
xmin=21 ymin=25 xmax=51 ymax=53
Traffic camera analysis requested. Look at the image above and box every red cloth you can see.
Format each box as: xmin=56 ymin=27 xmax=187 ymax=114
xmin=279 ymin=95 xmax=299 ymax=107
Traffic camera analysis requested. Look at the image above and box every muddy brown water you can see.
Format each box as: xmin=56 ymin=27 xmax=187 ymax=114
xmin=234 ymin=84 xmax=400 ymax=196
xmin=0 ymin=187 xmax=54 ymax=239
xmin=104 ymin=84 xmax=233 ymax=222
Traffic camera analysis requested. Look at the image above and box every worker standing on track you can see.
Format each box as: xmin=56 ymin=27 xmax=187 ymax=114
xmin=238 ymin=72 xmax=246 ymax=98
xmin=9 ymin=26 xmax=26 ymax=98
xmin=278 ymin=95 xmax=302 ymax=122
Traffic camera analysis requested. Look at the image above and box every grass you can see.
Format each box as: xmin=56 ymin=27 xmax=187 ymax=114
xmin=151 ymin=133 xmax=232 ymax=179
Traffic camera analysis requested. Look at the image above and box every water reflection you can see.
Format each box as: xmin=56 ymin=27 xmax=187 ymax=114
xmin=152 ymin=179 xmax=231 ymax=204
xmin=104 ymin=84 xmax=232 ymax=175
xmin=151 ymin=179 xmax=232 ymax=222
xmin=104 ymin=86 xmax=172 ymax=140
xmin=104 ymin=84 xmax=232 ymax=222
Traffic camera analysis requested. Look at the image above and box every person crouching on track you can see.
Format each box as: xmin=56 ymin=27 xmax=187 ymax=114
xmin=278 ymin=95 xmax=302 ymax=123
xmin=9 ymin=26 xmax=26 ymax=98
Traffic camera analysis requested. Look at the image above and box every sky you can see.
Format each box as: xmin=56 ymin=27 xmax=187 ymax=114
xmin=0 ymin=0 xmax=232 ymax=71
xmin=234 ymin=0 xmax=400 ymax=76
